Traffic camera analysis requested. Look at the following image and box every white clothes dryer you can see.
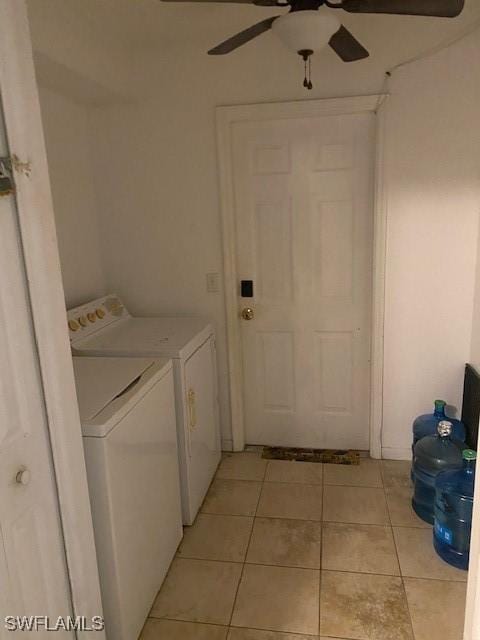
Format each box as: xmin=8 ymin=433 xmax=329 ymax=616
xmin=68 ymin=295 xmax=221 ymax=525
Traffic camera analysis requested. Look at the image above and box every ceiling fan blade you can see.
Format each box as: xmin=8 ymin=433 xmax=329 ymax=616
xmin=329 ymin=25 xmax=369 ymax=62
xmin=208 ymin=17 xmax=278 ymax=54
xmin=341 ymin=0 xmax=464 ymax=17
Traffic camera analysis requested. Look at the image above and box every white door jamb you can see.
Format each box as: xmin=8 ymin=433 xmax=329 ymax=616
xmin=216 ymin=95 xmax=387 ymax=457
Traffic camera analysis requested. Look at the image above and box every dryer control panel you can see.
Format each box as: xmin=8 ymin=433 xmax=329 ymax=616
xmin=67 ymin=294 xmax=130 ymax=344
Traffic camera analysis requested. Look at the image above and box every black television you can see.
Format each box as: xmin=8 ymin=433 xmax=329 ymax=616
xmin=461 ymin=364 xmax=480 ymax=450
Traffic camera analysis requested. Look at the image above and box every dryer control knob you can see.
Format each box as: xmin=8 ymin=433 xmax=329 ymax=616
xmin=87 ymin=312 xmax=97 ymax=323
xmin=68 ymin=319 xmax=79 ymax=332
xmin=78 ymin=316 xmax=88 ymax=328
xmin=96 ymin=308 xmax=106 ymax=319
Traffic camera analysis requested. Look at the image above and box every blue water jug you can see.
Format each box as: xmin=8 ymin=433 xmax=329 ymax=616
xmin=412 ymin=421 xmax=466 ymax=524
xmin=413 ymin=400 xmax=466 ymax=449
xmin=433 ymin=449 xmax=476 ymax=570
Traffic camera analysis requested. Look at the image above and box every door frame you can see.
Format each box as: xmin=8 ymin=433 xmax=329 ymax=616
xmin=216 ymin=95 xmax=387 ymax=458
xmin=0 ymin=2 xmax=105 ymax=636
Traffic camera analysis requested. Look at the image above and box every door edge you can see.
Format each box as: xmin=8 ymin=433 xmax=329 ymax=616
xmin=0 ymin=2 xmax=105 ymax=636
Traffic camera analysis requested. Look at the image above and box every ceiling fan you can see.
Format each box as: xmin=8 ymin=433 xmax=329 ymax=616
xmin=162 ymin=0 xmax=465 ymax=88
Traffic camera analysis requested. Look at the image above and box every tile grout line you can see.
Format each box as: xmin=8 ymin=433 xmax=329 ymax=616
xmin=381 ymin=461 xmax=417 ymax=640
xmin=171 ymin=553 xmax=459 ymax=582
xmin=147 ymin=615 xmax=227 ymax=628
xmin=227 ymin=456 xmax=324 ymax=637
xmin=199 ymin=508 xmax=428 ymax=529
xmin=228 ymin=622 xmax=324 ymax=638
xmin=319 ymin=463 xmax=324 ymax=637
xmin=156 ymin=617 xmax=352 ymax=640
xmin=318 ymin=567 xmax=465 ymax=583
xmin=225 ymin=457 xmax=267 ymax=633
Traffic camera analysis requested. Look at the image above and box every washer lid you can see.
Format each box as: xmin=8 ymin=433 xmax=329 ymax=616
xmin=73 ymin=317 xmax=212 ymax=359
xmin=73 ymin=357 xmax=160 ymax=422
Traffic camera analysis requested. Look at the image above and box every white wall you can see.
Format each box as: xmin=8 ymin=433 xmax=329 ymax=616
xmin=29 ymin=0 xmax=133 ymax=309
xmin=39 ymin=88 xmax=107 ymax=307
xmin=381 ymin=31 xmax=480 ymax=458
xmin=84 ymin=31 xmax=480 ymax=450
xmin=31 ymin=4 xmax=480 ymax=451
xmin=27 ymin=0 xmax=133 ymax=101
xmin=87 ymin=32 xmax=480 ymax=451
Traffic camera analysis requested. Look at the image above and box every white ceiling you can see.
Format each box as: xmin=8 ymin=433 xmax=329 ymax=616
xmin=27 ymin=0 xmax=480 ymax=105
xmin=31 ymin=0 xmax=480 ymax=64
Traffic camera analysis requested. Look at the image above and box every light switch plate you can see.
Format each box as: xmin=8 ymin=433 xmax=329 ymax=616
xmin=206 ymin=272 xmax=220 ymax=293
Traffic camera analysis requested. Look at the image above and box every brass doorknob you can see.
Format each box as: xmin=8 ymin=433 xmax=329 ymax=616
xmin=241 ymin=307 xmax=254 ymax=321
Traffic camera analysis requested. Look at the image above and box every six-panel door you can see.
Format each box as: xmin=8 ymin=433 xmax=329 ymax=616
xmin=232 ymin=113 xmax=375 ymax=449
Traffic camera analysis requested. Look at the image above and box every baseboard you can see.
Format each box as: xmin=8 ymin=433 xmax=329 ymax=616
xmin=221 ymin=438 xmax=233 ymax=452
xmin=382 ymin=447 xmax=411 ymax=461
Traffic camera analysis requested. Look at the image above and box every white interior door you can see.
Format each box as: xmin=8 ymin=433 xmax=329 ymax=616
xmin=0 ymin=100 xmax=73 ymax=637
xmin=232 ymin=112 xmax=375 ymax=450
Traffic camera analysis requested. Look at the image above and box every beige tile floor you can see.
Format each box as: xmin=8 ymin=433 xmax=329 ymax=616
xmin=142 ymin=452 xmax=468 ymax=640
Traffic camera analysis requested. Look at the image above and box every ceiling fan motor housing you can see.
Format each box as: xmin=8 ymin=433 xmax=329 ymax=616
xmin=271 ymin=10 xmax=341 ymax=53
xmin=298 ymin=48 xmax=314 ymax=60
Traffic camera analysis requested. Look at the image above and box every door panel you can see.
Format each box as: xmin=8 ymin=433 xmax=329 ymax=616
xmin=259 ymin=331 xmax=295 ymax=412
xmin=232 ymin=113 xmax=375 ymax=449
xmin=0 ymin=98 xmax=72 ymax=637
xmin=255 ymin=201 xmax=293 ymax=301
xmin=315 ymin=331 xmax=354 ymax=413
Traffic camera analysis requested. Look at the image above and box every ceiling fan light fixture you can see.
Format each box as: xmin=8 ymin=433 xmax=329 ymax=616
xmin=271 ymin=10 xmax=341 ymax=54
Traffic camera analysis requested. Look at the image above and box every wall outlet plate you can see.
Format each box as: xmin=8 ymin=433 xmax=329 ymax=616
xmin=206 ymin=272 xmax=220 ymax=293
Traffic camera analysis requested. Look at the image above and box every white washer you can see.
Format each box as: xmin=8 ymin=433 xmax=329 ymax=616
xmin=68 ymin=295 xmax=221 ymax=525
xmin=73 ymin=356 xmax=183 ymax=640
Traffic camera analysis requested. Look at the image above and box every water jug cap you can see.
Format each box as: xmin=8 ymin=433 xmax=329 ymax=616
xmin=463 ymin=449 xmax=477 ymax=461
xmin=437 ymin=420 xmax=452 ymax=437
xmin=434 ymin=399 xmax=447 ymax=408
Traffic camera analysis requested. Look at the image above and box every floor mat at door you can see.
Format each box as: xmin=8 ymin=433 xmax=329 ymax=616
xmin=261 ymin=446 xmax=360 ymax=465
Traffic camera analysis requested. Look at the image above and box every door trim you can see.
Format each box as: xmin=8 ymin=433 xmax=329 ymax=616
xmin=216 ymin=94 xmax=387 ymax=456
xmin=0 ymin=2 xmax=105 ymax=636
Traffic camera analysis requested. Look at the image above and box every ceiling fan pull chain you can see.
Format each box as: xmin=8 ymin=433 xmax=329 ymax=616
xmin=303 ymin=56 xmax=309 ymax=88
xmin=300 ymin=49 xmax=313 ymax=91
